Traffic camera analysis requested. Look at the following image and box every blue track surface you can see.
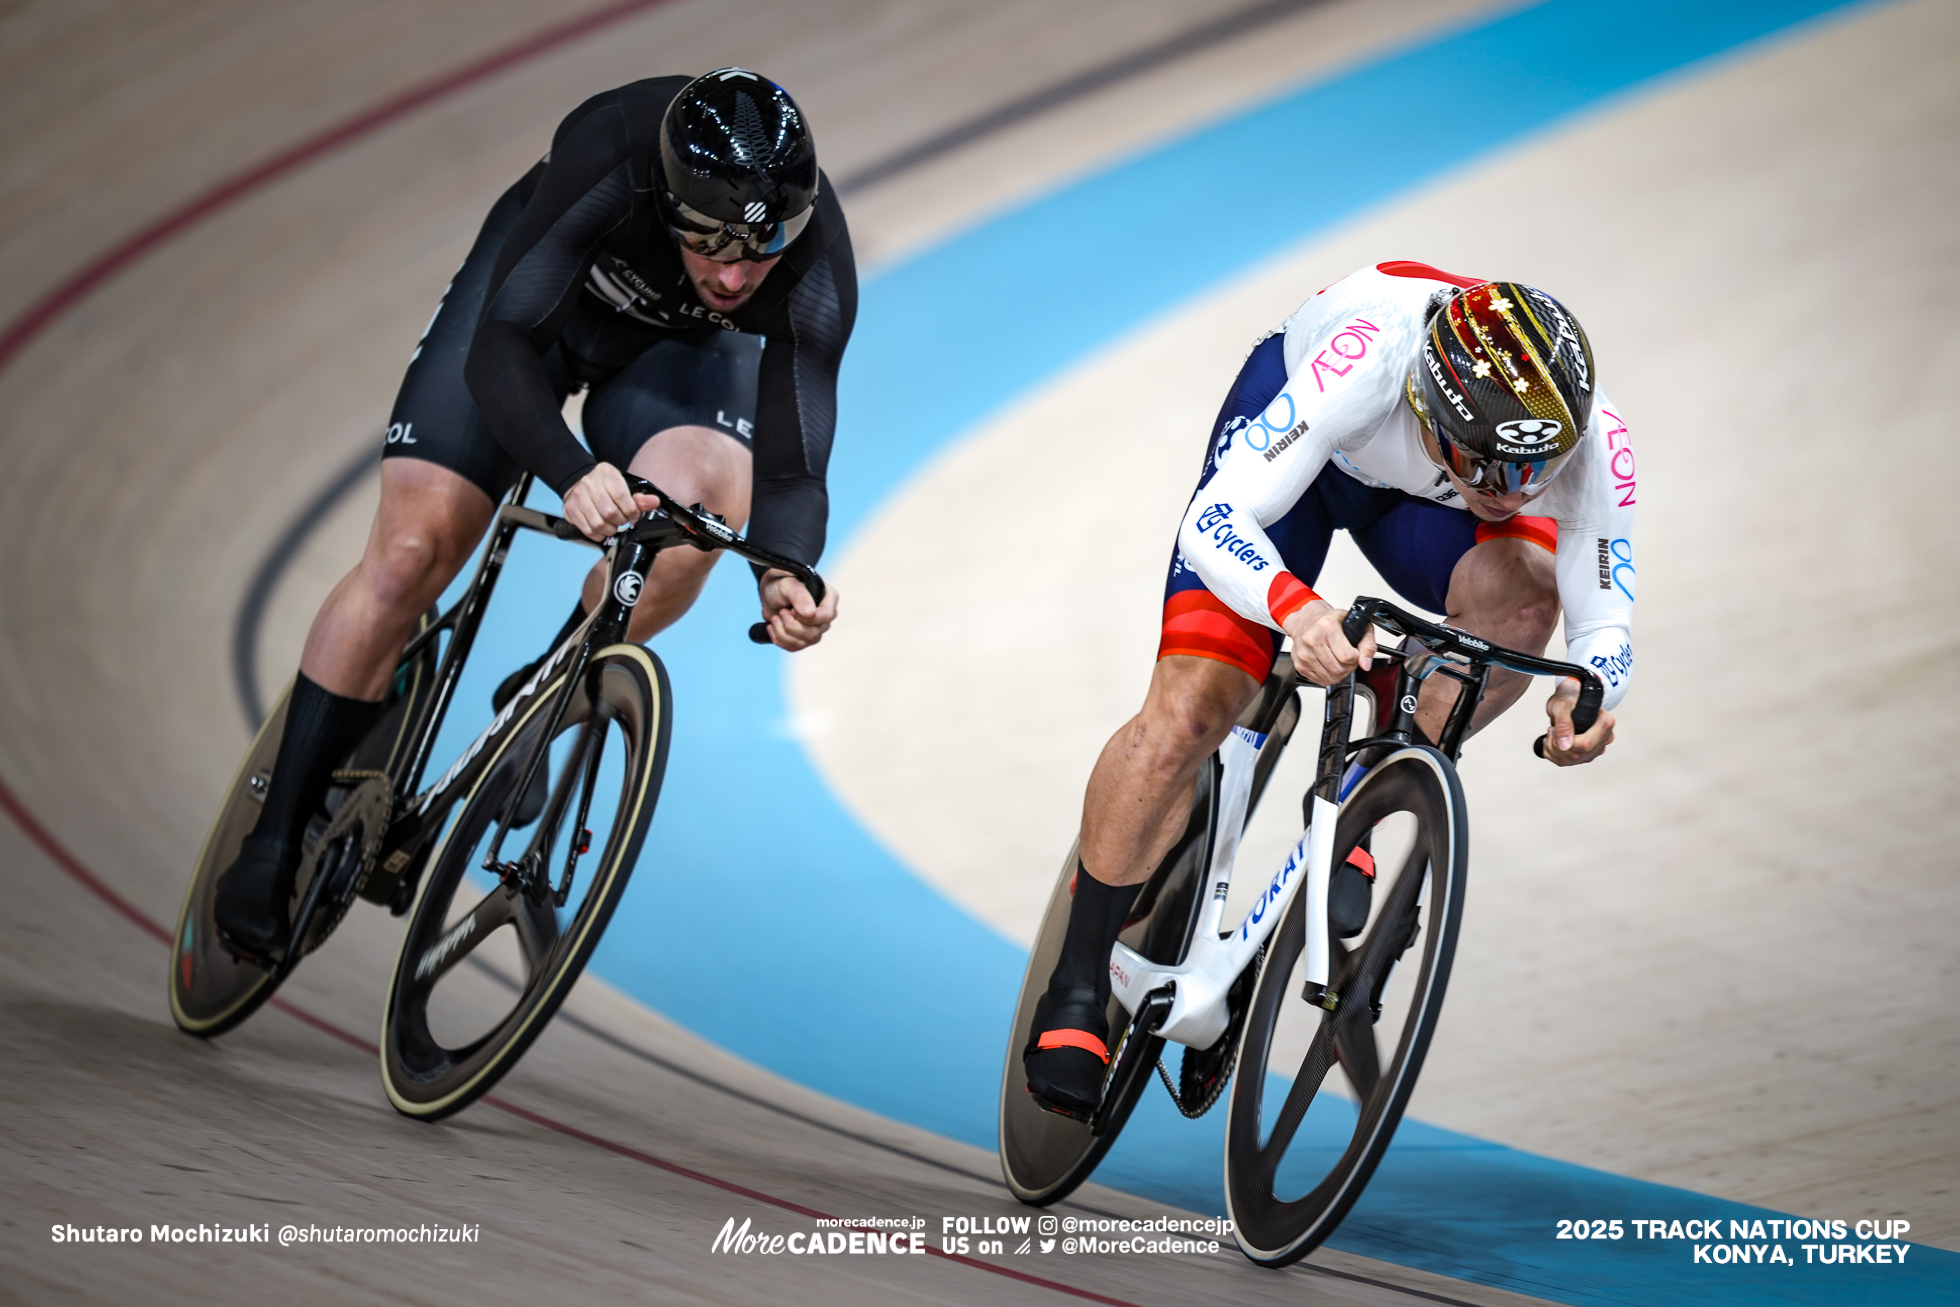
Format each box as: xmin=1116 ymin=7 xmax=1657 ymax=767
xmin=432 ymin=1 xmax=1955 ymax=1301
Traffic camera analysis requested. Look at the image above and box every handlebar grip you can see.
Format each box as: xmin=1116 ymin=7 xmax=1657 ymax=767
xmin=748 ymin=622 xmax=772 ymax=645
xmin=1340 ymin=602 xmax=1371 ymax=647
xmin=1533 ymin=676 xmax=1606 ymax=759
xmin=1572 ymin=678 xmax=1603 ymax=737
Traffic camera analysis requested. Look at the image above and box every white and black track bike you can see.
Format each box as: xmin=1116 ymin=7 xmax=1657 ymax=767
xmin=169 ymin=472 xmax=821 ymax=1121
xmin=998 ymin=597 xmax=1604 ymax=1267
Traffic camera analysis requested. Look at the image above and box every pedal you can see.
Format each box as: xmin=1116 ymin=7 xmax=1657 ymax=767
xmin=1087 ymin=986 xmax=1175 ymax=1136
xmin=1024 ymin=1085 xmax=1095 ymax=1125
xmin=212 ymin=926 xmax=279 ymax=973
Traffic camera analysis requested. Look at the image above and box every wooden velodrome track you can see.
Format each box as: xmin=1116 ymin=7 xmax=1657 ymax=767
xmin=0 ymin=2 xmax=1954 ymax=1305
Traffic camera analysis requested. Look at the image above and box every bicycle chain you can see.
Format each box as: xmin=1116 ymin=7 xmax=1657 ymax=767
xmin=297 ymin=771 xmax=393 ymax=956
xmin=1154 ymin=944 xmax=1266 ymax=1119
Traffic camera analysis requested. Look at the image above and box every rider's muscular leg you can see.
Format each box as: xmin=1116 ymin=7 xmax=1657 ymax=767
xmin=1025 ymin=656 xmax=1260 ymax=1114
xmin=1080 ymin=655 xmax=1263 ymax=887
xmin=1414 ymin=536 xmax=1559 ymax=744
xmin=216 ymin=460 xmax=494 ymax=953
xmin=577 ymin=425 xmax=752 ymax=642
xmin=303 ymin=459 xmax=495 ymax=698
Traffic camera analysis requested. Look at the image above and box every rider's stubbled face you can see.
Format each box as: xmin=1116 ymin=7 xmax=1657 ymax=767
xmin=676 ymin=245 xmax=782 ymax=314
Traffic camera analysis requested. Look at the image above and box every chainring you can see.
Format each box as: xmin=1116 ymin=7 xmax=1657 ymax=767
xmin=295 ymin=771 xmax=393 ymax=956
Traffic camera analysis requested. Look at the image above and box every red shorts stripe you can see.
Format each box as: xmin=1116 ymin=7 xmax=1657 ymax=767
xmin=1158 ymin=591 xmax=1276 ymax=683
xmin=1475 ymin=514 xmax=1557 ymax=554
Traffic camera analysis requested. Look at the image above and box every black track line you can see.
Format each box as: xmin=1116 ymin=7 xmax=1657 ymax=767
xmin=831 ymin=0 xmax=1335 ymax=194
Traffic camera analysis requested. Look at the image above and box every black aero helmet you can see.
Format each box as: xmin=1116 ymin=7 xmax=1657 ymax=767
xmin=659 ymin=68 xmax=818 ymax=260
xmin=1406 ymin=281 xmax=1595 ymax=496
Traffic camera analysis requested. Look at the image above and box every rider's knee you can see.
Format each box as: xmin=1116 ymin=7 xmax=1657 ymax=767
xmin=1144 ymin=658 xmax=1255 ymax=756
xmin=633 ymin=426 xmax=751 ymax=524
xmin=1512 ymin=588 xmax=1559 ymax=643
xmin=363 ymin=527 xmax=451 ymax=612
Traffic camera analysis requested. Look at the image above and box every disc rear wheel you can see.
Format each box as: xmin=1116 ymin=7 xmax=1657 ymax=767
xmin=169 ymin=618 xmax=440 ymax=1036
xmin=998 ymin=762 xmax=1219 ymax=1204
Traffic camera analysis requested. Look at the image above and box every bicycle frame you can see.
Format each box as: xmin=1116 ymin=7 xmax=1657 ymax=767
xmin=1106 ymin=597 xmax=1604 ymax=1053
xmin=365 ymin=472 xmax=823 ymax=904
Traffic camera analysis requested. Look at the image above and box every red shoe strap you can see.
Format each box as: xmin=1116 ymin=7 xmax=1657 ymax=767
xmin=1037 ymin=1029 xmax=1109 ymax=1063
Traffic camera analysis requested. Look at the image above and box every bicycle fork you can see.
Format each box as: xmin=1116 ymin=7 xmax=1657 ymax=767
xmin=479 ymin=528 xmax=655 ymax=903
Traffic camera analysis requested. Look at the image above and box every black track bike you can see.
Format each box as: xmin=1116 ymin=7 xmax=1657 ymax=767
xmin=169 ymin=473 xmax=820 ymax=1120
xmin=999 ymin=598 xmax=1603 ymax=1266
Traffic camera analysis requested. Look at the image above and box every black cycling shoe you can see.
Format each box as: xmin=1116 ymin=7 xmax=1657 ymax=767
xmin=491 ymin=656 xmax=546 ymax=715
xmin=1329 ymin=844 xmax=1376 ymax=938
xmin=212 ymin=833 xmax=296 ymax=960
xmin=1023 ymin=985 xmax=1112 ymax=1120
xmin=490 ymin=660 xmax=553 ymax=828
xmin=510 ymin=761 xmax=549 ymax=828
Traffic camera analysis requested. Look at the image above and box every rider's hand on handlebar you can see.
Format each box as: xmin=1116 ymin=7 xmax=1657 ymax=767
xmin=1282 ymin=599 xmax=1378 ymax=687
xmin=564 ymin=462 xmax=661 ymax=542
xmin=758 ymin=571 xmax=837 ymax=651
xmin=1542 ymin=678 xmax=1615 ymax=766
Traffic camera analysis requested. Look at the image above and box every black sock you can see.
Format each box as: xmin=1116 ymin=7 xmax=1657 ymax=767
xmin=249 ymin=672 xmax=385 ymax=852
xmin=1049 ymin=861 xmax=1141 ymax=996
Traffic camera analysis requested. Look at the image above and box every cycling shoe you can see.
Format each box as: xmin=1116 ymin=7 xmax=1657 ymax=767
xmin=1329 ymin=844 xmax=1376 ymax=938
xmin=491 ymin=656 xmax=547 ymax=715
xmin=1023 ymin=985 xmax=1111 ymax=1120
xmin=511 ymin=760 xmax=548 ymax=828
xmin=212 ymin=833 xmax=295 ymax=959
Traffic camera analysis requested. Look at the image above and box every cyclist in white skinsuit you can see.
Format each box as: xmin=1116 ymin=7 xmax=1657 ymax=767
xmin=1180 ymin=261 xmax=1635 ymax=704
xmin=1022 ymin=261 xmax=1634 ymax=1119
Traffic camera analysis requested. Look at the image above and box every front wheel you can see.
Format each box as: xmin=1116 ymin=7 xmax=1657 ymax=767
xmin=380 ymin=645 xmax=669 ymax=1121
xmin=1225 ymin=746 xmax=1468 ymax=1267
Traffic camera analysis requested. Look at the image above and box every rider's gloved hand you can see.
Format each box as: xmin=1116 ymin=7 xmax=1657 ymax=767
xmin=1282 ymin=599 xmax=1378 ymax=686
xmin=759 ymin=570 xmax=837 ymax=651
xmin=564 ymin=462 xmax=660 ymax=542
xmin=1542 ymin=678 xmax=1615 ymax=766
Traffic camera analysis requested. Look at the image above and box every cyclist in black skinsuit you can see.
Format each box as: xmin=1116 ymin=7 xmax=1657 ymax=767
xmin=214 ymin=69 xmax=856 ymax=957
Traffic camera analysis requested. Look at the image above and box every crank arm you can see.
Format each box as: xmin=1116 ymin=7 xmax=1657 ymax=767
xmin=1089 ymin=986 xmax=1175 ymax=1136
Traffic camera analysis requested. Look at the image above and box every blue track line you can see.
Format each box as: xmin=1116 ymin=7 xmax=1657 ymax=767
xmin=427 ymin=1 xmax=1954 ymax=1301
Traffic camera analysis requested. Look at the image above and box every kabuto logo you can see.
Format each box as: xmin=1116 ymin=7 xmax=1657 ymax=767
xmin=1494 ymin=418 xmax=1562 ymax=455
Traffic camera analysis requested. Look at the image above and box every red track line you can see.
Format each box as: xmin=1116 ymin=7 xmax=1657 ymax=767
xmin=0 ymin=795 xmax=1135 ymax=1307
xmin=254 ymin=998 xmax=1143 ymax=1305
xmin=10 ymin=784 xmax=1149 ymax=1307
xmin=0 ymin=781 xmax=171 ymax=948
xmin=0 ymin=18 xmax=1149 ymax=1303
xmin=0 ymin=0 xmax=676 ymax=376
